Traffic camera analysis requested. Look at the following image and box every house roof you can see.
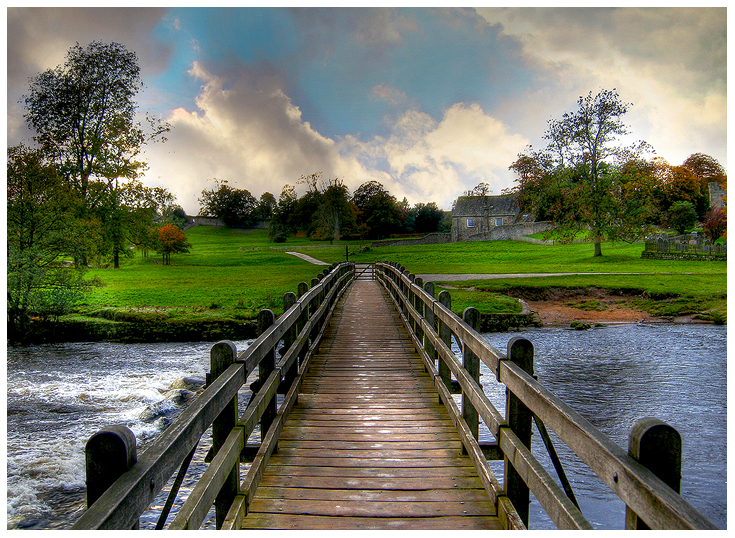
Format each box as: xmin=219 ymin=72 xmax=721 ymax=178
xmin=452 ymin=195 xmax=519 ymax=217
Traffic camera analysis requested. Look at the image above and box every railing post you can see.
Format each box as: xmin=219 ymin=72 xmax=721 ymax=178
xmin=414 ymin=277 xmax=424 ymax=348
xmin=281 ymin=292 xmax=298 ymax=394
xmin=210 ymin=340 xmax=239 ymax=529
xmin=437 ymin=290 xmax=453 ymax=392
xmin=297 ymin=282 xmax=310 ymax=367
xmin=257 ymin=310 xmax=277 ymax=445
xmin=85 ymin=425 xmax=138 ymax=529
xmin=505 ymin=336 xmax=534 ymax=528
xmin=625 ymin=418 xmax=682 ymax=529
xmin=423 ymin=282 xmax=437 ymax=373
xmin=462 ymin=307 xmax=481 ymax=448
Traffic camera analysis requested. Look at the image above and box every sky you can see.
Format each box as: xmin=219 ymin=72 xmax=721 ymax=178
xmin=6 ymin=6 xmax=728 ymax=215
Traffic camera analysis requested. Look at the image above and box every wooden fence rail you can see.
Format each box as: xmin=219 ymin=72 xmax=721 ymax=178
xmin=72 ymin=261 xmax=355 ymax=530
xmin=375 ymin=261 xmax=718 ymax=530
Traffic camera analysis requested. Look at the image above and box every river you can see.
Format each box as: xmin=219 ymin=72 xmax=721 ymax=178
xmin=6 ymin=324 xmax=726 ymax=530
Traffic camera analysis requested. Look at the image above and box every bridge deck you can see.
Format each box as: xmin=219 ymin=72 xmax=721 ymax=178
xmin=240 ymin=280 xmax=503 ymax=530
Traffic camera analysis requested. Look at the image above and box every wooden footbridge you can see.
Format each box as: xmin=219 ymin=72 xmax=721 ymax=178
xmin=72 ymin=261 xmax=718 ymax=530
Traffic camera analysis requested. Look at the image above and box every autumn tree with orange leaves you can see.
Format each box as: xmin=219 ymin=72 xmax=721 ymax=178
xmin=157 ymin=224 xmax=192 ymax=265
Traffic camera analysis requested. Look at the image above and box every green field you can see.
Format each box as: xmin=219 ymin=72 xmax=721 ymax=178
xmin=79 ymin=227 xmax=726 ymax=324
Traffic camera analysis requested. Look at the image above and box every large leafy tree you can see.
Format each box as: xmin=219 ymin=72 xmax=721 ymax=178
xmin=509 ymin=89 xmax=654 ymax=256
xmin=23 ymin=41 xmax=169 ymax=264
xmin=352 ymin=181 xmax=404 ymax=239
xmin=313 ymin=177 xmax=357 ymax=242
xmin=7 ymin=145 xmax=89 ymax=339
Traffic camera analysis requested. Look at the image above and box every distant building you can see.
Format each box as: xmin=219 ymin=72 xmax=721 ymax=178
xmin=708 ymin=182 xmax=726 ymax=210
xmin=451 ymin=195 xmax=520 ymax=242
xmin=450 ymin=194 xmax=553 ymax=242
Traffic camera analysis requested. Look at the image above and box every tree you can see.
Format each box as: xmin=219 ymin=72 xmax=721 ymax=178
xmin=667 ymin=201 xmax=698 ymax=234
xmin=199 ymin=179 xmax=258 ymax=228
xmin=313 ymin=177 xmax=357 ymax=241
xmin=703 ymin=207 xmax=727 ymax=241
xmin=156 ymin=224 xmax=192 ymax=265
xmin=352 ymin=181 xmax=404 ymax=239
xmin=7 ymin=144 xmax=89 ymax=339
xmin=269 ymin=184 xmax=298 ymax=242
xmin=256 ymin=192 xmax=277 ymax=221
xmin=509 ymin=89 xmax=654 ymax=256
xmin=22 ymin=40 xmax=169 ymax=264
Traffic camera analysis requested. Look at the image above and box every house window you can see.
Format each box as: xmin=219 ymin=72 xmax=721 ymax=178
xmin=466 ymin=218 xmax=475 ymax=228
xmin=495 ymin=217 xmax=503 ymax=226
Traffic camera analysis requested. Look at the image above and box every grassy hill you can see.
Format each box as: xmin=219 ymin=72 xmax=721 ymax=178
xmin=52 ymin=226 xmax=724 ymax=342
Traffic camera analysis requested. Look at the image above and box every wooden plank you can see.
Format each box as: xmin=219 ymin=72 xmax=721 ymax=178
xmin=239 ymin=513 xmax=503 ymax=530
xmin=254 ymin=486 xmax=490 ymax=502
xmin=236 ymin=280 xmax=502 ymax=530
xmin=258 ymin=474 xmax=485 ymax=490
xmin=247 ymin=497 xmax=496 ymax=518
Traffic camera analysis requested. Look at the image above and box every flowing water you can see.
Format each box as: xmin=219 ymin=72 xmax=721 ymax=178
xmin=6 ymin=324 xmax=726 ymax=530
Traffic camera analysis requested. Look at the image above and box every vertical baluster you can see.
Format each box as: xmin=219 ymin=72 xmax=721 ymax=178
xmin=462 ymin=307 xmax=481 ymax=450
xmin=625 ymin=418 xmax=682 ymax=529
xmin=84 ymin=425 xmax=138 ymax=529
xmin=281 ymin=292 xmax=298 ymax=394
xmin=210 ymin=341 xmax=239 ymax=529
xmin=423 ymin=282 xmax=437 ymax=373
xmin=504 ymin=336 xmax=534 ymax=528
xmin=257 ymin=311 xmax=276 ymax=447
xmin=437 ymin=290 xmax=453 ymax=392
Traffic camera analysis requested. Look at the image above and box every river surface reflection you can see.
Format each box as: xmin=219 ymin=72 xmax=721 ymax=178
xmin=6 ymin=323 xmax=726 ymax=529
xmin=481 ymin=323 xmax=726 ymax=529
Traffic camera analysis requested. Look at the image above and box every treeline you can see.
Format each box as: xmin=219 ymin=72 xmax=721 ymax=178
xmin=198 ymin=173 xmax=450 ymax=242
xmin=507 ymin=89 xmax=727 ymax=256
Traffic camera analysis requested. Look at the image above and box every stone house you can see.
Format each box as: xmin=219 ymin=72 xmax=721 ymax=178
xmin=450 ymin=195 xmax=522 ymax=242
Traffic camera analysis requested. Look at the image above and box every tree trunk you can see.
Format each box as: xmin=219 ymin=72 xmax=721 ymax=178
xmin=594 ymin=241 xmax=602 ymax=257
xmin=113 ymin=249 xmax=120 ymax=269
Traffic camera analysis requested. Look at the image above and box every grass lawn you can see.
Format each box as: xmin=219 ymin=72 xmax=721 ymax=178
xmin=78 ymin=227 xmax=726 ymax=324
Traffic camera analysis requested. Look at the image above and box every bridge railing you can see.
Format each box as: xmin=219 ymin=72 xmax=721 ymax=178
xmin=72 ymin=261 xmax=355 ymax=530
xmin=376 ymin=261 xmax=717 ymax=530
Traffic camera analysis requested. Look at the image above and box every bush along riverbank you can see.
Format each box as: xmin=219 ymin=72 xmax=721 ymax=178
xmin=15 ymin=313 xmax=258 ymax=345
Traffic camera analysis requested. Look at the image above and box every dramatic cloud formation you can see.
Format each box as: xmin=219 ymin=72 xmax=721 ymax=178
xmin=6 ymin=7 xmax=727 ymax=215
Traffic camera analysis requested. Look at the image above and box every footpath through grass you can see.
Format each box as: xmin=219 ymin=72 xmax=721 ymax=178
xmin=77 ymin=227 xmax=726 ymax=328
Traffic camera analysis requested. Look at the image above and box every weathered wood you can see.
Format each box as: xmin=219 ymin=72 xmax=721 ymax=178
xmin=239 ymin=280 xmax=502 ymax=530
xmin=462 ymin=307 xmax=481 ymax=445
xmin=71 ymin=361 xmax=246 ymax=530
xmin=626 ymin=418 xmax=682 ymax=530
xmin=169 ymin=427 xmax=244 ymax=529
xmin=84 ymin=425 xmax=138 ymax=529
xmin=504 ymin=337 xmax=534 ymax=528
xmin=280 ymin=292 xmax=298 ymax=393
xmin=257 ymin=310 xmax=277 ymax=445
xmin=437 ymin=290 xmax=453 ymax=392
xmin=498 ymin=359 xmax=717 ymax=529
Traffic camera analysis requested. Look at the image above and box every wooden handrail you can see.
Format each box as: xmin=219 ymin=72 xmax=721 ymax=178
xmin=73 ymin=261 xmax=355 ymax=530
xmin=376 ymin=261 xmax=717 ymax=530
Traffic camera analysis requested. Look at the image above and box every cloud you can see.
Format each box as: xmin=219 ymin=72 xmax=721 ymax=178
xmin=476 ymin=7 xmax=727 ymax=167
xmin=341 ymin=103 xmax=529 ymax=208
xmin=144 ymin=63 xmax=528 ymax=214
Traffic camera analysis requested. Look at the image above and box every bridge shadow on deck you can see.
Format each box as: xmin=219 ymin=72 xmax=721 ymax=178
xmin=240 ymin=280 xmax=502 ymax=530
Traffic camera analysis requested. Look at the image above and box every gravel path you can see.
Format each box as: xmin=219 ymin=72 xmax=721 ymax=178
xmin=416 ymin=272 xmax=643 ymax=281
xmin=286 ymin=251 xmax=330 ymax=266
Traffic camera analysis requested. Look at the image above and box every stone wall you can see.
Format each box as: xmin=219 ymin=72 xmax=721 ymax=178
xmin=643 ymin=236 xmax=726 ymax=261
xmin=371 ymin=233 xmax=452 ymax=248
xmin=462 ymin=221 xmax=554 ymax=242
